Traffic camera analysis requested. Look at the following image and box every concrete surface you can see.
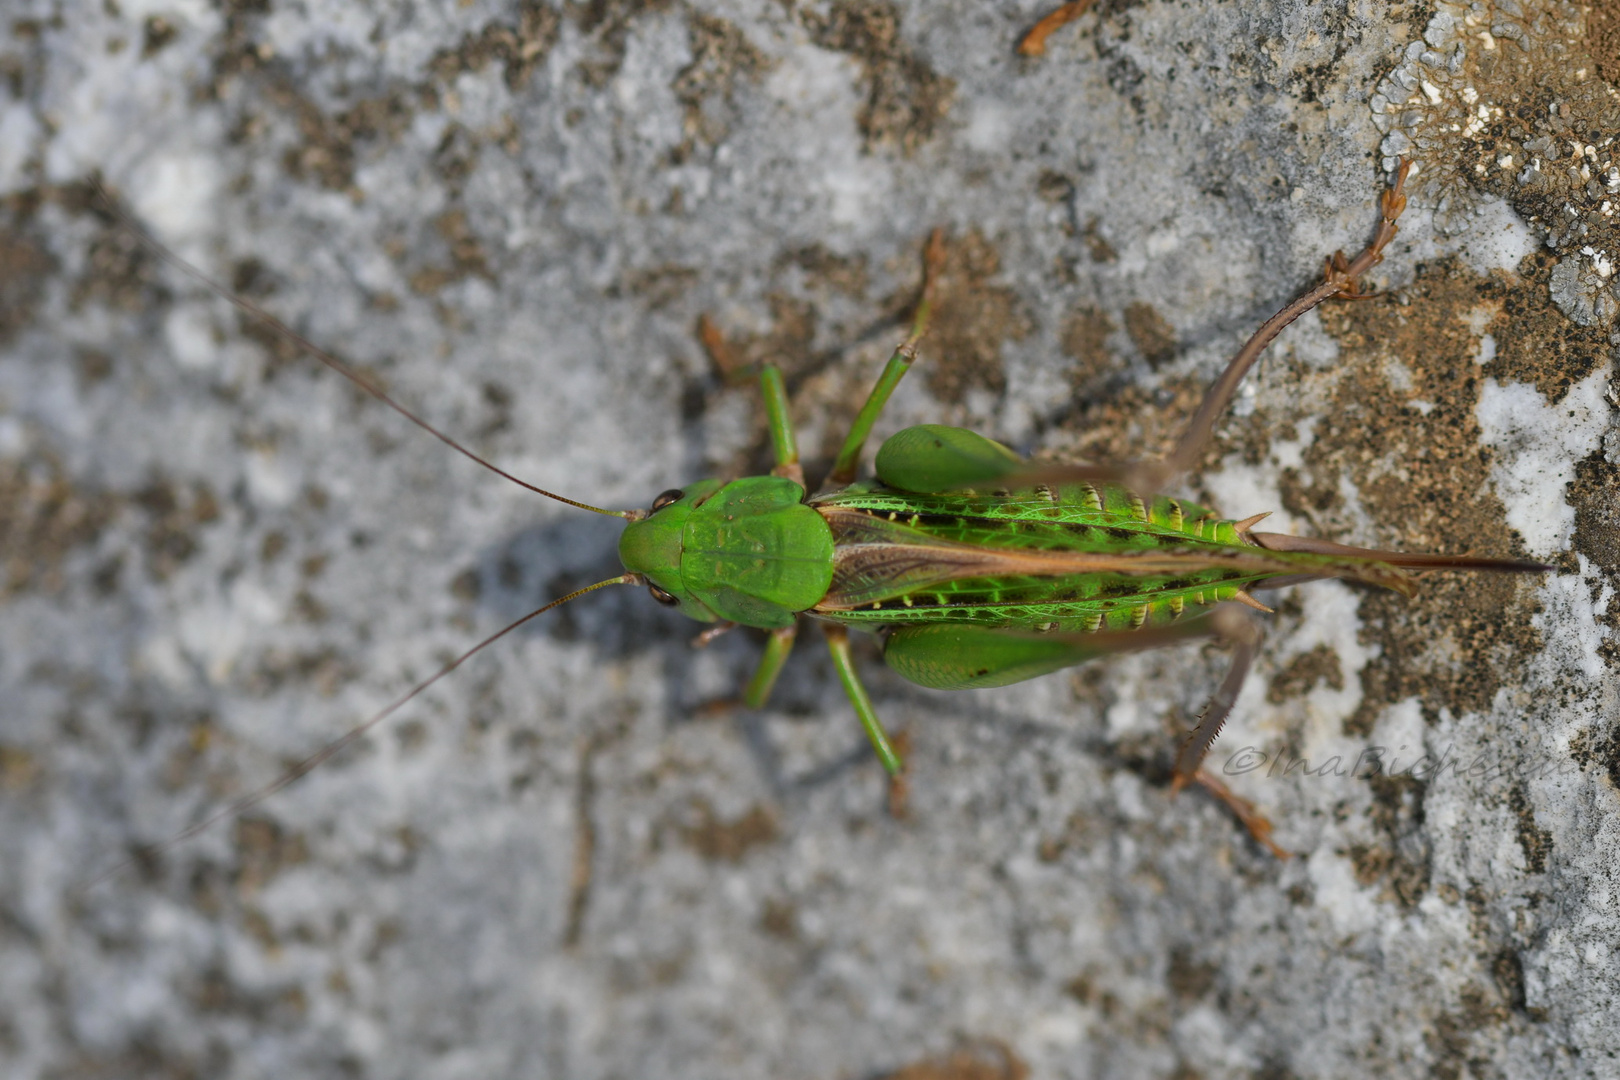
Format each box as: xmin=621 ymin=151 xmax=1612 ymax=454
xmin=1 ymin=1 xmax=1617 ymax=1077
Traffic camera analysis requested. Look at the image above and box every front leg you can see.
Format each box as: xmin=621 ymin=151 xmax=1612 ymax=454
xmin=695 ymin=316 xmax=806 ymax=488
xmin=758 ymin=364 xmax=804 ymax=488
xmin=699 ymin=228 xmax=945 ymax=492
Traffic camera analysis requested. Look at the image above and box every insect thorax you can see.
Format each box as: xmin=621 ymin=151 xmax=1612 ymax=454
xmin=618 ymin=476 xmax=835 ymax=628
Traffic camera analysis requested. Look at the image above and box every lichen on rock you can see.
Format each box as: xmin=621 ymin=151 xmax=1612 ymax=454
xmin=1372 ymin=0 xmax=1620 ymax=326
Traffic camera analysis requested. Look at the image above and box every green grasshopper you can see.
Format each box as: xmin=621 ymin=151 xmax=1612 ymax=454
xmin=102 ymin=160 xmax=1544 ymax=870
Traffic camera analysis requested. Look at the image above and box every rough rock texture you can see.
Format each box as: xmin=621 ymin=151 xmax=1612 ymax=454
xmin=1 ymin=1 xmax=1617 ymax=1078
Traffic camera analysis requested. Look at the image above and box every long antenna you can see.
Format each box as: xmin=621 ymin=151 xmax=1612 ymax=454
xmin=81 ymin=573 xmax=642 ymax=892
xmin=91 ymin=179 xmax=642 ymax=521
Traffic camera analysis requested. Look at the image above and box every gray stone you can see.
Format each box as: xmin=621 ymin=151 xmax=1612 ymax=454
xmin=1 ymin=1 xmax=1616 ymax=1077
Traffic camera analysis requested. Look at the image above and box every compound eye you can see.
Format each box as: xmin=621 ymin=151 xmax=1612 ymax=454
xmin=650 ymin=488 xmax=684 ymax=513
xmin=648 ymin=583 xmax=680 ymax=607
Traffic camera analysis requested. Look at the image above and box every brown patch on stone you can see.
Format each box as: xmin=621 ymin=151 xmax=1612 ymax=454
xmin=1265 ymin=643 xmax=1344 ymax=703
xmin=0 ymin=217 xmax=53 ymax=343
xmin=803 ymin=0 xmax=956 ymax=153
xmin=275 ymin=84 xmax=417 ymax=196
xmin=677 ymin=800 xmax=779 ymax=862
xmin=1347 ymin=773 xmax=1429 ymax=908
xmin=1482 ymin=251 xmax=1610 ymax=401
xmin=431 ymin=122 xmax=482 ymax=196
xmin=1504 ymin=782 xmax=1552 ymax=873
xmin=1035 ymin=809 xmax=1098 ymax=863
xmin=241 ymin=644 xmax=356 ymax=698
xmin=758 ymin=897 xmax=798 ymax=940
xmin=1492 ymin=949 xmax=1528 ymax=1012
xmin=671 ymin=12 xmax=770 ymax=156
xmin=477 ymin=380 xmax=514 ymax=437
xmin=0 ymin=744 xmax=41 ymax=792
xmin=1295 ymin=260 xmax=1546 ymax=737
xmin=141 ymin=15 xmax=178 ymax=58
xmin=1425 ymin=984 xmax=1512 ymax=1080
xmin=449 ymin=566 xmax=481 ymax=603
xmin=1570 ymin=450 xmax=1620 ymax=666
xmin=134 ymin=475 xmax=221 ymax=582
xmin=192 ymin=963 xmax=309 ymax=1023
xmin=1123 ymin=300 xmax=1177 ymax=369
xmin=427 ymin=1 xmax=561 ymax=90
xmin=878 ymin=1040 xmax=1029 ymax=1080
xmin=1062 ymin=304 xmax=1116 ymax=389
xmin=409 ymin=209 xmax=494 ymax=295
xmin=1036 ymin=170 xmax=1075 ymax=204
xmin=700 ymin=294 xmax=820 ymax=386
xmin=1081 ymin=216 xmax=1118 ymax=264
xmin=1567 ymin=724 xmax=1603 ymax=772
xmin=57 ymin=183 xmax=171 ymax=315
xmin=1453 ymin=27 xmax=1620 ymax=262
xmin=1571 ymin=452 xmax=1620 ymax=578
xmin=1591 ymin=0 xmax=1620 ymax=85
xmin=208 ymin=0 xmax=276 ymax=88
xmin=76 ymin=348 xmax=114 ymax=385
xmin=779 ymin=243 xmax=870 ymax=296
xmin=1064 ymin=971 xmax=1119 ymax=1017
xmin=230 ymin=256 xmax=274 ymax=299
xmin=618 ymin=263 xmax=700 ymax=308
xmin=1057 ymin=373 xmax=1208 ymax=468
xmin=212 ymin=3 xmax=552 ymax=198
xmin=236 ymin=300 xmax=317 ymax=376
xmin=292 ymin=588 xmax=328 ymax=623
xmin=232 ymin=816 xmax=310 ymax=894
xmin=922 ymin=230 xmax=1030 ymax=404
xmin=0 ymin=455 xmax=117 ymax=597
xmin=1376 ymin=3 xmax=1620 ymax=327
xmin=569 ymin=0 xmax=678 ymax=88
xmin=1166 ymin=945 xmax=1218 ymax=1000
xmin=70 ymin=232 xmax=156 ymax=311
xmin=1345 ymin=842 xmax=1428 ymax=909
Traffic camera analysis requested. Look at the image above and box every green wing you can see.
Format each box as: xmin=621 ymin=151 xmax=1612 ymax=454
xmin=811 ymin=484 xmax=1411 ymax=632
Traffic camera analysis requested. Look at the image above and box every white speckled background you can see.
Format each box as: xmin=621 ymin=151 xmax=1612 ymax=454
xmin=1 ymin=1 xmax=1616 ymax=1077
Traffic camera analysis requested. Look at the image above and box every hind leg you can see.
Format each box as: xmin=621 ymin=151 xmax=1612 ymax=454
xmin=1014 ymin=162 xmax=1411 ymax=495
xmin=884 ymin=607 xmax=1288 ymax=856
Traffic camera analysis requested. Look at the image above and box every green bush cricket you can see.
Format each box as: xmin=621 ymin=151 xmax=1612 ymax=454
xmin=94 ymin=158 xmax=1546 ymax=877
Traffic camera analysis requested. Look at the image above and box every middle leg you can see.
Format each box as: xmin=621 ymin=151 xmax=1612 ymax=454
xmin=695 ymin=315 xmax=807 ymax=488
xmin=821 ymin=165 xmax=1414 ymax=503
xmin=825 ymin=228 xmax=947 ymax=487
